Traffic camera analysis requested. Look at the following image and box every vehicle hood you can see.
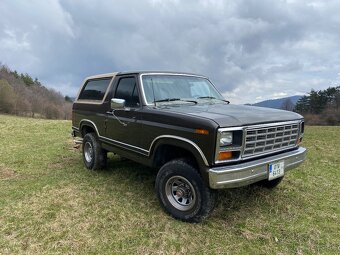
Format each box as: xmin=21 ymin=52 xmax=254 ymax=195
xmin=158 ymin=103 xmax=303 ymax=127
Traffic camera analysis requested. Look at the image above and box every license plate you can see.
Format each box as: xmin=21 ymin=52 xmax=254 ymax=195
xmin=268 ymin=161 xmax=284 ymax=180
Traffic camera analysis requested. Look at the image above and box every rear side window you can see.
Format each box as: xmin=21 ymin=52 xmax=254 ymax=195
xmin=78 ymin=78 xmax=112 ymax=100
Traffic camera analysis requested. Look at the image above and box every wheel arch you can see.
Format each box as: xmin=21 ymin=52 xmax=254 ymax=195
xmin=150 ymin=136 xmax=210 ymax=184
xmin=79 ymin=119 xmax=99 ymax=137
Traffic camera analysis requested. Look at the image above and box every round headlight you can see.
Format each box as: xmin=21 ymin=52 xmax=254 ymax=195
xmin=220 ymin=131 xmax=233 ymax=146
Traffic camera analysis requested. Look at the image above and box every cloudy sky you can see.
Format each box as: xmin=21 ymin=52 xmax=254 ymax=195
xmin=1 ymin=0 xmax=340 ymax=104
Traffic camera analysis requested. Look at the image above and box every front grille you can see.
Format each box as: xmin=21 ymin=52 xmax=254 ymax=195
xmin=243 ymin=122 xmax=299 ymax=158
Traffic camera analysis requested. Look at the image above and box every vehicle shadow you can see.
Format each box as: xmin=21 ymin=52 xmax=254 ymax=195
xmin=99 ymin=155 xmax=278 ymax=222
xmin=211 ymin=184 xmax=275 ymax=222
xmin=103 ymin=154 xmax=158 ymax=192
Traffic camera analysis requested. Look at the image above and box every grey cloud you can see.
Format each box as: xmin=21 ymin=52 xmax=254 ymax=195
xmin=1 ymin=0 xmax=340 ymax=103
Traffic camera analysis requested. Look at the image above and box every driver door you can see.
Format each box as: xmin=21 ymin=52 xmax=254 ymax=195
xmin=105 ymin=75 xmax=143 ymax=153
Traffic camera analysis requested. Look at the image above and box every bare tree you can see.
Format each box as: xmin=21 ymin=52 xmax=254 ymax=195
xmin=0 ymin=64 xmax=72 ymax=119
xmin=281 ymin=98 xmax=295 ymax=111
xmin=0 ymin=79 xmax=16 ymax=113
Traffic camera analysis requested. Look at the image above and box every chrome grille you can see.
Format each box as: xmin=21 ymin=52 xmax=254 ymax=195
xmin=243 ymin=122 xmax=299 ymax=158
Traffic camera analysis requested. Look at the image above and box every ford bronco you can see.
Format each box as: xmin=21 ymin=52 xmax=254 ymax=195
xmin=72 ymin=71 xmax=307 ymax=222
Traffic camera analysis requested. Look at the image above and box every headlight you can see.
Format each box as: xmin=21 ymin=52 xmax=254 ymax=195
xmin=215 ymin=128 xmax=243 ymax=163
xmin=298 ymin=120 xmax=304 ymax=145
xmin=220 ymin=132 xmax=233 ymax=146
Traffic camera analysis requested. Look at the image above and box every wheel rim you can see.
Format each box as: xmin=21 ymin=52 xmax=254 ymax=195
xmin=84 ymin=141 xmax=93 ymax=163
xmin=165 ymin=176 xmax=196 ymax=211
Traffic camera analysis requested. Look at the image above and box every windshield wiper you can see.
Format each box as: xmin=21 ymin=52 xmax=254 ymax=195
xmin=154 ymin=98 xmax=181 ymax=103
xmin=154 ymin=98 xmax=197 ymax=104
xmin=197 ymin=96 xmax=216 ymax=99
xmin=197 ymin=96 xmax=230 ymax=104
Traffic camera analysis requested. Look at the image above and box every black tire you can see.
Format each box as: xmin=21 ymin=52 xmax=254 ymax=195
xmin=82 ymin=133 xmax=107 ymax=170
xmin=155 ymin=159 xmax=217 ymax=223
xmin=257 ymin=176 xmax=284 ymax=189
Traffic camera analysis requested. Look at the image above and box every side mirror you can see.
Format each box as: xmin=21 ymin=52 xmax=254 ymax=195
xmin=111 ymin=98 xmax=125 ymax=110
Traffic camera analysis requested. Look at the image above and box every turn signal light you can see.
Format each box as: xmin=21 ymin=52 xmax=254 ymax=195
xmin=195 ymin=129 xmax=209 ymax=135
xmin=218 ymin=151 xmax=232 ymax=161
xmin=298 ymin=137 xmax=303 ymax=144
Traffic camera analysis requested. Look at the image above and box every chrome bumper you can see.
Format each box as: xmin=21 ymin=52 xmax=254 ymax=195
xmin=209 ymin=147 xmax=307 ymax=189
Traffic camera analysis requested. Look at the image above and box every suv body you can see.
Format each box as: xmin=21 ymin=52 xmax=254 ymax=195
xmin=72 ymin=71 xmax=307 ymax=222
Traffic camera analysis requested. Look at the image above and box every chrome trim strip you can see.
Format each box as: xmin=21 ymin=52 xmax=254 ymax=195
xmin=149 ymin=135 xmax=209 ymax=166
xmin=75 ymin=74 xmax=117 ymax=103
xmin=79 ymin=119 xmax=209 ymax=165
xmin=244 ymin=120 xmax=302 ymax=129
xmin=218 ymin=127 xmax=245 ymax=132
xmin=79 ymin=119 xmax=100 ymax=136
xmin=72 ymin=126 xmax=79 ymax=131
xmin=79 ymin=119 xmax=148 ymax=155
xmin=100 ymin=136 xmax=149 ymax=155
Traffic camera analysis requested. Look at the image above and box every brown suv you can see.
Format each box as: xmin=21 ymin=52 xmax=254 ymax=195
xmin=72 ymin=71 xmax=307 ymax=222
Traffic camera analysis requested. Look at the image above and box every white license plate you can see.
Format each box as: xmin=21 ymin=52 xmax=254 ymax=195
xmin=268 ymin=161 xmax=285 ymax=180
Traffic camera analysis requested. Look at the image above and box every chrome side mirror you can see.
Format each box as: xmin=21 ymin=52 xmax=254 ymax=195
xmin=111 ymin=98 xmax=125 ymax=110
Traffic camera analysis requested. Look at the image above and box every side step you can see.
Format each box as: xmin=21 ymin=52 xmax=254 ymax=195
xmin=71 ymin=130 xmax=83 ymax=145
xmin=73 ymin=138 xmax=83 ymax=145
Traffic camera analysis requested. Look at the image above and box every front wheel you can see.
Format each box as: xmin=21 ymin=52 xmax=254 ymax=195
xmin=155 ymin=159 xmax=217 ymax=223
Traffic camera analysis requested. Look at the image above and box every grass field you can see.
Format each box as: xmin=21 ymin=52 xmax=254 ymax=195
xmin=0 ymin=114 xmax=339 ymax=254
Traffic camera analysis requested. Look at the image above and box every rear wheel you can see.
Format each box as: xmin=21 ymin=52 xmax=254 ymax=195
xmin=155 ymin=159 xmax=217 ymax=223
xmin=82 ymin=133 xmax=107 ymax=170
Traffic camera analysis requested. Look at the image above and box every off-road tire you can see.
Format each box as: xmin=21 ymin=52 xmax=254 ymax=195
xmin=155 ymin=159 xmax=217 ymax=223
xmin=82 ymin=133 xmax=107 ymax=170
xmin=257 ymin=176 xmax=284 ymax=189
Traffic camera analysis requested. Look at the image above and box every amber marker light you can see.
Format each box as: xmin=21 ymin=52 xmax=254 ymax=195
xmin=195 ymin=129 xmax=209 ymax=135
xmin=218 ymin=151 xmax=233 ymax=161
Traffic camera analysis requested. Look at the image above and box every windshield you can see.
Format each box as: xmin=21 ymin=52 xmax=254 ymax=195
xmin=141 ymin=75 xmax=225 ymax=104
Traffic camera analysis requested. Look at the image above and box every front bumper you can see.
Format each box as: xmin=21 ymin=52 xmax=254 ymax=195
xmin=209 ymin=147 xmax=307 ymax=189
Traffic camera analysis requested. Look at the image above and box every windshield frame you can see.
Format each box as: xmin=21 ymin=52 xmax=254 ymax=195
xmin=139 ymin=73 xmax=224 ymax=106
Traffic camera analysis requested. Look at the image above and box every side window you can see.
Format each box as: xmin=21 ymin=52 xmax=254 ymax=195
xmin=115 ymin=77 xmax=140 ymax=107
xmin=78 ymin=78 xmax=112 ymax=101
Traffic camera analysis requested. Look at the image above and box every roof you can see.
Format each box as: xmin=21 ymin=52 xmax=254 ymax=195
xmin=85 ymin=71 xmax=208 ymax=80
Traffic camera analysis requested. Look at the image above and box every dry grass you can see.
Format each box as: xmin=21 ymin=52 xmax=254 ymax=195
xmin=0 ymin=164 xmax=18 ymax=180
xmin=0 ymin=114 xmax=339 ymax=254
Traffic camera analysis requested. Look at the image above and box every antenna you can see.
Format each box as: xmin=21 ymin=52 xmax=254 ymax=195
xmin=151 ymin=78 xmax=156 ymax=107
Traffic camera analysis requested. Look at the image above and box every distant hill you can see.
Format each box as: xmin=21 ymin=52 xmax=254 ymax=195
xmin=0 ymin=64 xmax=72 ymax=119
xmin=247 ymin=95 xmax=303 ymax=109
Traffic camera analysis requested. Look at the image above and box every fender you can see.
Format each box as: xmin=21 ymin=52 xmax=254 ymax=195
xmin=149 ymin=135 xmax=211 ymax=183
xmin=149 ymin=135 xmax=209 ymax=166
xmin=79 ymin=119 xmax=100 ymax=137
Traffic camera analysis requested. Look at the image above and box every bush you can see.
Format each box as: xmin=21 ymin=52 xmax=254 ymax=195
xmin=0 ymin=65 xmax=72 ymax=119
xmin=0 ymin=79 xmax=16 ymax=113
xmin=303 ymin=108 xmax=340 ymax=125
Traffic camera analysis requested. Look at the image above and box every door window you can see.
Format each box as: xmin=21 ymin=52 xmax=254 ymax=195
xmin=115 ymin=77 xmax=140 ymax=107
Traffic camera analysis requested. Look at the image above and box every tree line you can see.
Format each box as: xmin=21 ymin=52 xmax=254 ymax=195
xmin=294 ymin=86 xmax=340 ymax=125
xmin=0 ymin=64 xmax=72 ymax=119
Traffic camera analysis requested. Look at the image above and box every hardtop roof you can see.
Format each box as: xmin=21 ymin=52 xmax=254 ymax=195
xmin=85 ymin=71 xmax=208 ymax=80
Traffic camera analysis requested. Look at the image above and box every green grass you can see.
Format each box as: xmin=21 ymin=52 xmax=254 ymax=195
xmin=0 ymin=114 xmax=339 ymax=254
